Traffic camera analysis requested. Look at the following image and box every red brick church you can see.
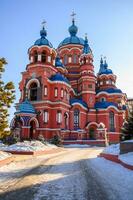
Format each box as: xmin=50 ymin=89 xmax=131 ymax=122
xmin=11 ymin=15 xmax=127 ymax=144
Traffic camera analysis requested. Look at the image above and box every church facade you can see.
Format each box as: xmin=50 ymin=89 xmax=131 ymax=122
xmin=11 ymin=17 xmax=127 ymax=144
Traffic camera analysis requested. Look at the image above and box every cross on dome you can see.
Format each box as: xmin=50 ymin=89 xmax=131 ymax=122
xmin=42 ymin=20 xmax=46 ymax=29
xmin=71 ymin=10 xmax=76 ymax=22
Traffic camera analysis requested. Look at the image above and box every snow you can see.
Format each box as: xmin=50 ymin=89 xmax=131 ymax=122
xmin=103 ymin=144 xmax=120 ymax=155
xmin=122 ymin=139 xmax=133 ymax=143
xmin=0 ymin=151 xmax=11 ymax=161
xmin=0 ymin=140 xmax=57 ymax=152
xmin=88 ymin=157 xmax=133 ymax=200
xmin=119 ymin=152 xmax=133 ymax=165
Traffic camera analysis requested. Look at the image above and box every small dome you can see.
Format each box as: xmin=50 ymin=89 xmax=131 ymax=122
xmin=50 ymin=73 xmax=70 ymax=85
xmin=34 ymin=27 xmax=53 ymax=47
xmin=15 ymin=99 xmax=36 ymax=114
xmin=68 ymin=20 xmax=78 ymax=36
xmin=96 ymin=88 xmax=122 ymax=94
xmin=95 ymin=101 xmax=118 ymax=109
xmin=58 ymin=20 xmax=84 ymax=48
xmin=98 ymin=58 xmax=113 ymax=75
xmin=55 ymin=56 xmax=65 ymax=68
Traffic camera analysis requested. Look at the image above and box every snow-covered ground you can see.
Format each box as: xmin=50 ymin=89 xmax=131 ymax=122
xmin=0 ymin=151 xmax=11 ymax=161
xmin=88 ymin=157 xmax=133 ymax=200
xmin=119 ymin=152 xmax=133 ymax=165
xmin=103 ymin=144 xmax=120 ymax=155
xmin=0 ymin=140 xmax=57 ymax=152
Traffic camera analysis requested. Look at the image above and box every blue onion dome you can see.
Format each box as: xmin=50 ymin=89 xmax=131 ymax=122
xmin=15 ymin=99 xmax=36 ymax=114
xmin=68 ymin=19 xmax=78 ymax=36
xmin=34 ymin=27 xmax=53 ymax=47
xmin=82 ymin=35 xmax=91 ymax=54
xmin=55 ymin=56 xmax=65 ymax=68
xmin=58 ymin=20 xmax=84 ymax=48
xmin=50 ymin=73 xmax=70 ymax=85
xmin=98 ymin=58 xmax=113 ymax=75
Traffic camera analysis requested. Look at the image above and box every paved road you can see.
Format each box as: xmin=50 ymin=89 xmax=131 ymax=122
xmin=0 ymin=147 xmax=114 ymax=200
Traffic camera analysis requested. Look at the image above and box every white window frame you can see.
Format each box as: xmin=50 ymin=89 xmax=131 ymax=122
xmin=61 ymin=89 xmax=64 ymax=98
xmin=44 ymin=86 xmax=48 ymax=96
xmin=43 ymin=111 xmax=49 ymax=123
xmin=54 ymin=88 xmax=58 ymax=97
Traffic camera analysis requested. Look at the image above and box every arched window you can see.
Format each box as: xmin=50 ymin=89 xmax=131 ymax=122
xmin=64 ymin=55 xmax=68 ymax=65
xmin=83 ymin=57 xmax=86 ymax=64
xmin=61 ymin=89 xmax=64 ymax=98
xmin=64 ymin=113 xmax=68 ymax=129
xmin=43 ymin=110 xmax=48 ymax=123
xmin=41 ymin=51 xmax=47 ymax=63
xmin=57 ymin=111 xmax=62 ymax=124
xmin=73 ymin=54 xmax=77 ymax=64
xmin=29 ymin=82 xmax=38 ymax=101
xmin=109 ymin=112 xmax=115 ymax=132
xmin=100 ymin=97 xmax=106 ymax=102
xmin=34 ymin=51 xmax=38 ymax=63
xmin=54 ymin=88 xmax=58 ymax=97
xmin=74 ymin=109 xmax=79 ymax=130
xmin=44 ymin=86 xmax=48 ymax=96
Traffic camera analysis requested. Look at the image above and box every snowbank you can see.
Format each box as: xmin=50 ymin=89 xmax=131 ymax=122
xmin=103 ymin=144 xmax=120 ymax=155
xmin=119 ymin=152 xmax=133 ymax=166
xmin=0 ymin=140 xmax=57 ymax=152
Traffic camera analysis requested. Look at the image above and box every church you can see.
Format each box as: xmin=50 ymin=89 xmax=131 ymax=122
xmin=11 ymin=15 xmax=127 ymax=144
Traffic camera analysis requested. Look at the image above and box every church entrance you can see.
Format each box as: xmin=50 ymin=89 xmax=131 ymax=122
xmin=89 ymin=128 xmax=96 ymax=140
xmin=30 ymin=120 xmax=36 ymax=139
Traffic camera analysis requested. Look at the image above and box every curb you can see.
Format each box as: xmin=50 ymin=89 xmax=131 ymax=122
xmin=4 ymin=148 xmax=62 ymax=156
xmin=99 ymin=153 xmax=133 ymax=171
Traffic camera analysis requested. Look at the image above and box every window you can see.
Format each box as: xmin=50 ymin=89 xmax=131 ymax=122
xmin=44 ymin=111 xmax=48 ymax=123
xmin=29 ymin=82 xmax=38 ymax=101
xmin=64 ymin=113 xmax=68 ymax=129
xmin=64 ymin=55 xmax=68 ymax=65
xmin=83 ymin=57 xmax=86 ymax=64
xmin=44 ymin=86 xmax=48 ymax=96
xmin=57 ymin=111 xmax=62 ymax=124
xmin=88 ymin=84 xmax=92 ymax=89
xmin=73 ymin=54 xmax=77 ymax=64
xmin=74 ymin=109 xmax=79 ymax=130
xmin=64 ymin=90 xmax=67 ymax=99
xmin=61 ymin=89 xmax=64 ymax=98
xmin=109 ymin=112 xmax=115 ymax=132
xmin=41 ymin=51 xmax=46 ymax=63
xmin=34 ymin=51 xmax=38 ymax=63
xmin=54 ymin=88 xmax=58 ymax=97
xmin=100 ymin=97 xmax=106 ymax=102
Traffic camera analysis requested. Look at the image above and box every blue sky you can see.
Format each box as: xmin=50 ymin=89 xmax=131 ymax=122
xmin=0 ymin=0 xmax=133 ymax=122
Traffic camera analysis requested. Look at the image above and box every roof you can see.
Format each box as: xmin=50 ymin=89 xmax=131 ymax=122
xmin=49 ymin=73 xmax=70 ymax=85
xmin=15 ymin=99 xmax=36 ymax=114
xmin=58 ymin=20 xmax=84 ymax=48
xmin=95 ymin=101 xmax=118 ymax=109
xmin=95 ymin=101 xmax=127 ymax=110
xmin=70 ymin=98 xmax=88 ymax=109
xmin=96 ymin=88 xmax=122 ymax=94
xmin=34 ymin=27 xmax=53 ymax=47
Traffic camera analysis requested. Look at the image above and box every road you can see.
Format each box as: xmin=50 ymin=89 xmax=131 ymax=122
xmin=0 ymin=147 xmax=123 ymax=200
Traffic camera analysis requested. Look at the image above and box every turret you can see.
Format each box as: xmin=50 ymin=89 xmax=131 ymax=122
xmin=79 ymin=35 xmax=96 ymax=108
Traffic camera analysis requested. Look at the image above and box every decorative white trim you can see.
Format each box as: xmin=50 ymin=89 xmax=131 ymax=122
xmin=26 ymin=78 xmax=40 ymax=89
xmin=29 ymin=117 xmax=39 ymax=128
xmin=86 ymin=122 xmax=99 ymax=128
xmin=48 ymin=79 xmax=71 ymax=88
xmin=31 ymin=100 xmax=71 ymax=108
xmin=71 ymin=102 xmax=88 ymax=110
xmin=96 ymin=92 xmax=124 ymax=97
